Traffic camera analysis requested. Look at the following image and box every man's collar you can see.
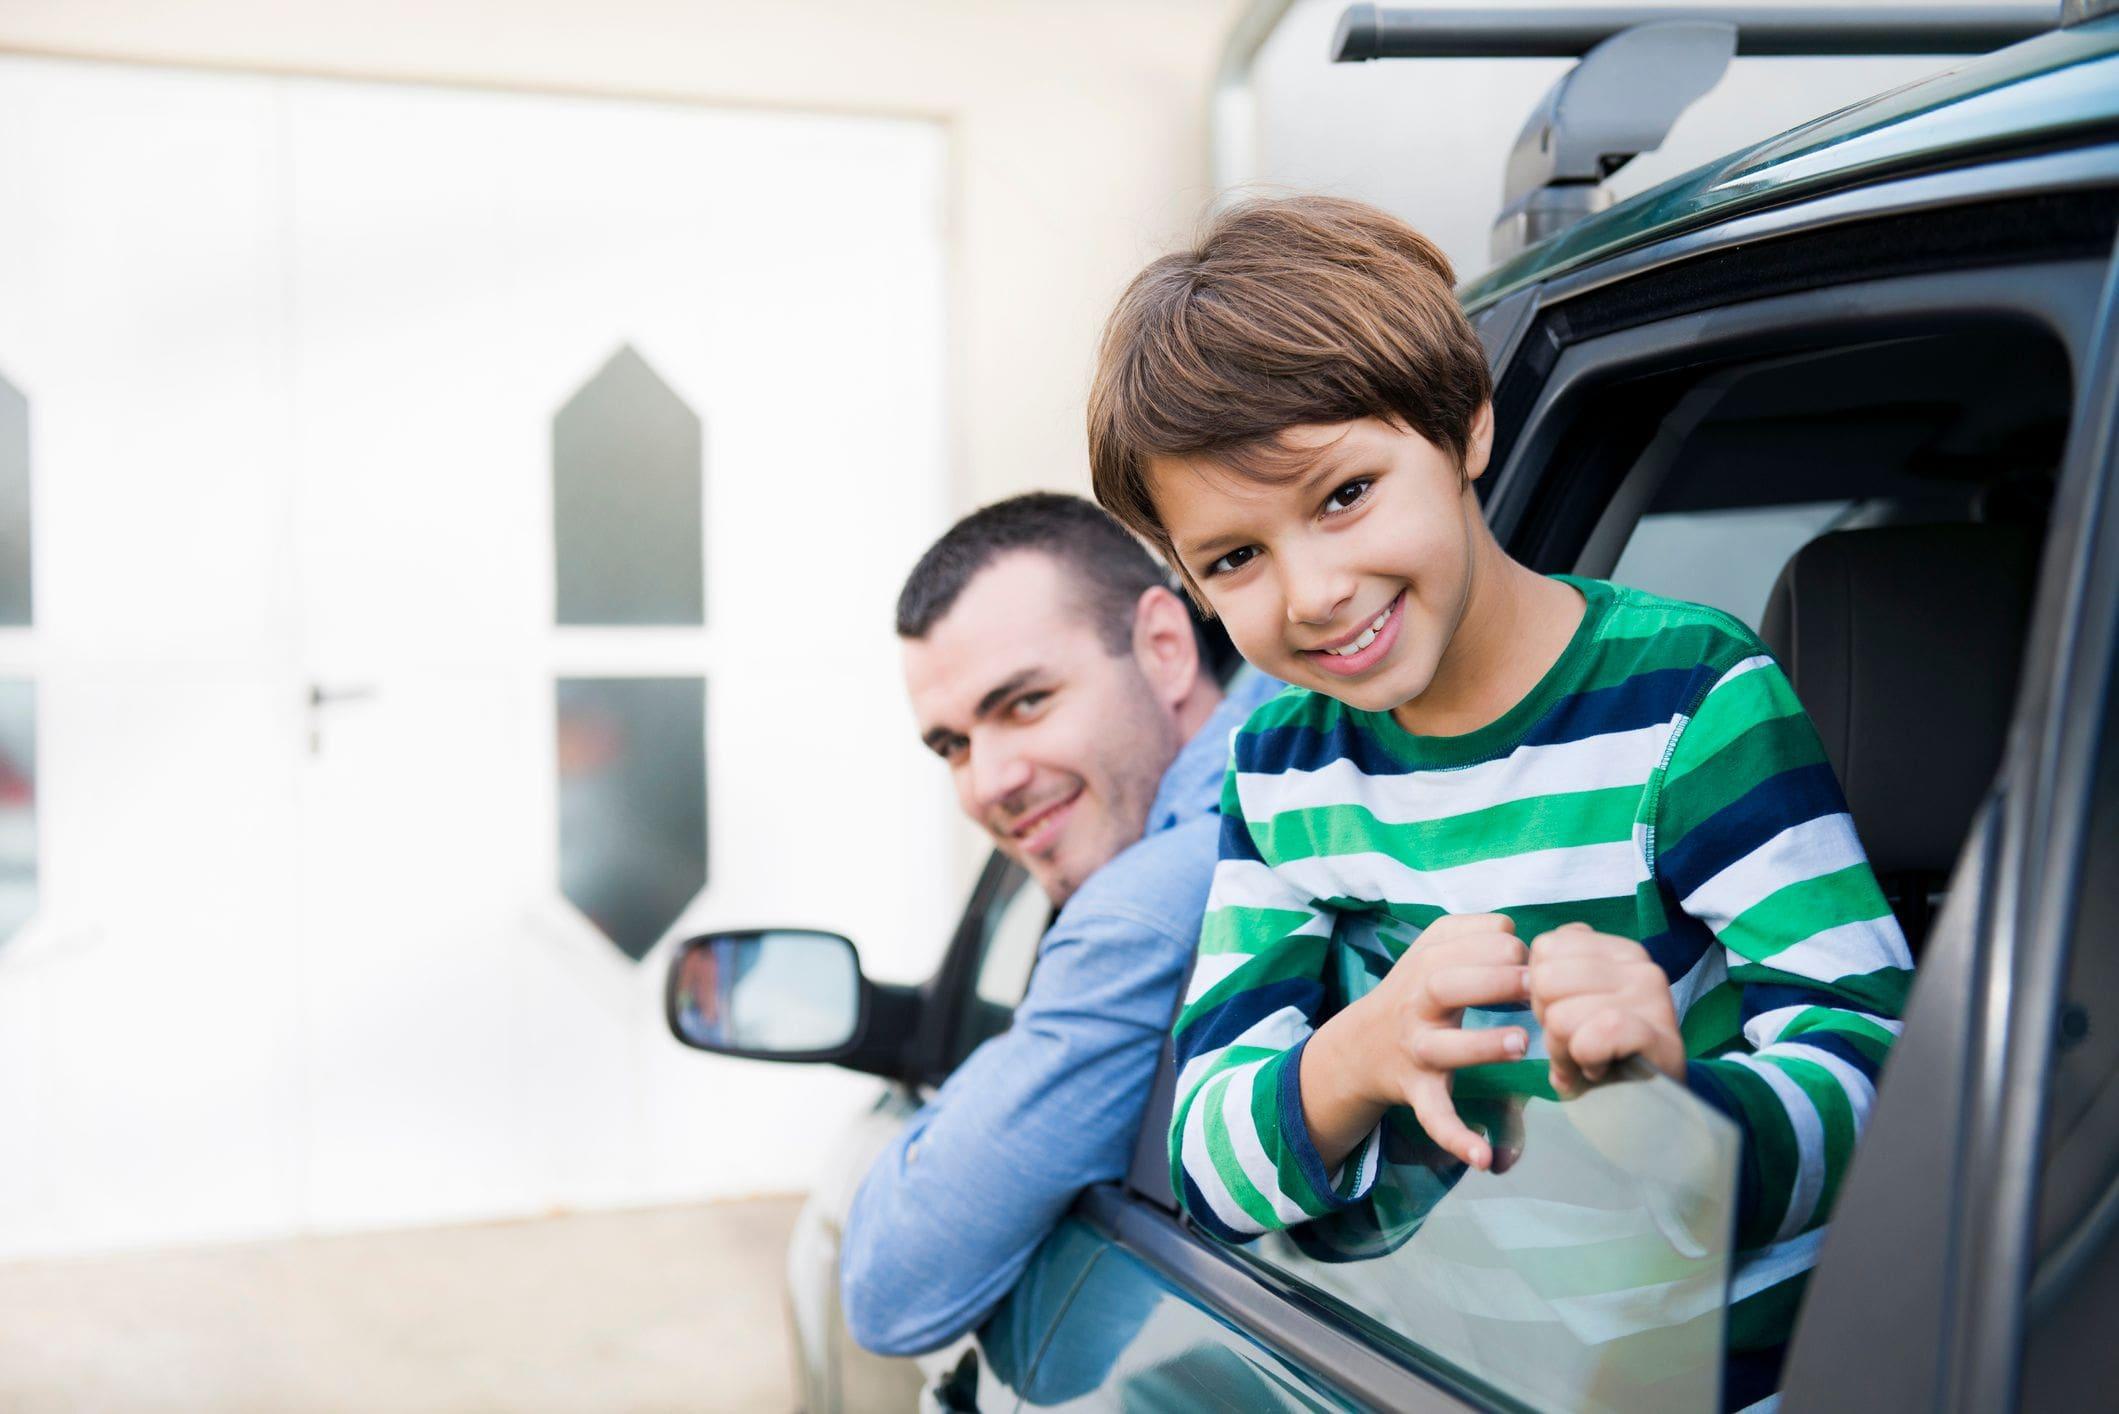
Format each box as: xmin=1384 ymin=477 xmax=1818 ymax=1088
xmin=1145 ymin=669 xmax=1283 ymax=835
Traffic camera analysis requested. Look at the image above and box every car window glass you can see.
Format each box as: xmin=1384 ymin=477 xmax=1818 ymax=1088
xmin=976 ymin=875 xmax=1050 ymax=1010
xmin=948 ymin=861 xmax=1051 ymax=1066
xmin=1233 ymin=1054 xmax=1739 ymax=1412
xmin=1609 ymin=499 xmax=1854 ymax=628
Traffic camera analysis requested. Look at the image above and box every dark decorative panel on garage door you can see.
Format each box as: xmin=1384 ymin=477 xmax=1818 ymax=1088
xmin=552 ymin=346 xmax=704 ymax=626
xmin=556 ymin=676 xmax=706 ymax=960
xmin=0 ymin=371 xmax=29 ymax=627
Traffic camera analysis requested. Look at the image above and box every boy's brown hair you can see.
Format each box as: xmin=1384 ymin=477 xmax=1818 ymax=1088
xmin=1088 ymin=195 xmax=1491 ymax=586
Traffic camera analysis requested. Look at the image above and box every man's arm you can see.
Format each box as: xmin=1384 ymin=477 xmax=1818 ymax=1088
xmin=839 ymin=874 xmax=1196 ymax=1356
xmin=1657 ymin=653 xmax=1915 ymax=1251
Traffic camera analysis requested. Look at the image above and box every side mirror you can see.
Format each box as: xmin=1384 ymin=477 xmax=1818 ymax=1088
xmin=665 ymin=929 xmax=866 ymax=1061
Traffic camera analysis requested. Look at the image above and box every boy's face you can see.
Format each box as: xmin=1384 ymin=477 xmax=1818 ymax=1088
xmin=1150 ymin=411 xmax=1493 ymax=715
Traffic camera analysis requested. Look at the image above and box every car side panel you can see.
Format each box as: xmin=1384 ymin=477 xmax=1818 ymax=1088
xmin=1012 ymin=1226 xmax=1358 ymax=1413
xmin=787 ymin=1086 xmax=925 ymax=1414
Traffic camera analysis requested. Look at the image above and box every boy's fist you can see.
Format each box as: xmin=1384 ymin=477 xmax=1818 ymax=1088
xmin=1527 ymin=924 xmax=1685 ymax=1097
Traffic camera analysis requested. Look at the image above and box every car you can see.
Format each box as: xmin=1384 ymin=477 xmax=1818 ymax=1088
xmin=670 ymin=5 xmax=2119 ymax=1409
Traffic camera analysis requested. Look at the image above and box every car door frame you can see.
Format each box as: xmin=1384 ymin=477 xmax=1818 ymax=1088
xmin=1780 ymin=229 xmax=2119 ymax=1409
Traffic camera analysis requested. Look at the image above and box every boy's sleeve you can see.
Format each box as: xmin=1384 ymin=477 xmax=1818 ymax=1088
xmin=1654 ymin=652 xmax=1915 ymax=1252
xmin=1168 ymin=759 xmax=1381 ymax=1242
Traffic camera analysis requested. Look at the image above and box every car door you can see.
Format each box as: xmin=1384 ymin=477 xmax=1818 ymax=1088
xmin=1780 ymin=232 xmax=2119 ymax=1410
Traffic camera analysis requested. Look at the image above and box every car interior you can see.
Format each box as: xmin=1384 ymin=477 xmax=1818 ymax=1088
xmin=1560 ymin=317 xmax=2071 ymax=954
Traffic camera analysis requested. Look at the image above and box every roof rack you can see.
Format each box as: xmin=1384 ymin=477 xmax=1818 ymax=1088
xmin=1330 ymin=4 xmax=2062 ymax=262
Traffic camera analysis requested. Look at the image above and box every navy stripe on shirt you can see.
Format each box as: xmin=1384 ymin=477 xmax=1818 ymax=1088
xmin=1174 ymin=975 xmax=1325 ymax=1065
xmin=1235 ymin=720 xmax=1421 ymax=778
xmin=1659 ymin=761 xmax=1849 ymax=899
xmin=1519 ymin=664 xmax=1715 ymax=749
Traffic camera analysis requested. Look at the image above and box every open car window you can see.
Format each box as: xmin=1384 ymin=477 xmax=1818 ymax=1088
xmin=945 ymin=856 xmax=1050 ymax=1069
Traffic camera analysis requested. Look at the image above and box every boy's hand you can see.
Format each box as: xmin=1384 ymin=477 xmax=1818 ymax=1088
xmin=1527 ymin=924 xmax=1685 ymax=1097
xmin=1305 ymin=913 xmax=1530 ymax=1172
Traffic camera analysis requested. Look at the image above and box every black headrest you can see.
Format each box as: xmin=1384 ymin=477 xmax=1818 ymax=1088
xmin=1760 ymin=523 xmax=2038 ymax=878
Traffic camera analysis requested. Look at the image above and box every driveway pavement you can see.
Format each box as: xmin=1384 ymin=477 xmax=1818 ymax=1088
xmin=0 ymin=1197 xmax=801 ymax=1413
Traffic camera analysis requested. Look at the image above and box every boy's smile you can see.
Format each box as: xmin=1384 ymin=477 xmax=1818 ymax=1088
xmin=1303 ymin=590 xmax=1405 ymax=678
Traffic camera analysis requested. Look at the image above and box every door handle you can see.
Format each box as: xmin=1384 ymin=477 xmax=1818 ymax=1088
xmin=306 ymin=682 xmax=377 ymax=754
xmin=307 ymin=683 xmax=377 ymax=709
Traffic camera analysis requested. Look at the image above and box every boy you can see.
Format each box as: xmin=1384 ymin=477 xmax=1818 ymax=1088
xmin=1088 ymin=196 xmax=1911 ymax=1402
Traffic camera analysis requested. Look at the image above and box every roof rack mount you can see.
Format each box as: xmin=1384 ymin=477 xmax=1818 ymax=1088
xmin=1330 ymin=4 xmax=2061 ymax=262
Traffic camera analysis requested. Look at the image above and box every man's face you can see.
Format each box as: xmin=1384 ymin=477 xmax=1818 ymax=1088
xmin=902 ymin=552 xmax=1184 ymax=906
xmin=1150 ymin=415 xmax=1487 ymax=715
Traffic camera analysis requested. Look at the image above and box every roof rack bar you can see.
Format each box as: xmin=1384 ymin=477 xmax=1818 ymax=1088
xmin=1333 ymin=5 xmax=2059 ymax=62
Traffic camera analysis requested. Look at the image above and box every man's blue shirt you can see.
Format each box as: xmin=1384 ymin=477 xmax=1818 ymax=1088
xmin=839 ymin=672 xmax=1279 ymax=1356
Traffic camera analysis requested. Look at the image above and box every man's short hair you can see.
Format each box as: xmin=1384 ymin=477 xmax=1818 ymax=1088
xmin=896 ymin=492 xmax=1172 ymax=654
xmin=1087 ymin=195 xmax=1492 ymax=579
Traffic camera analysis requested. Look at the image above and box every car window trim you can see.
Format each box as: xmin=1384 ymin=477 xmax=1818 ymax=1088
xmin=908 ymin=849 xmax=1028 ymax=1086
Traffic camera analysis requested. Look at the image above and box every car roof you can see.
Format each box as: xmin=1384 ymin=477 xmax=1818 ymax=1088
xmin=1460 ymin=15 xmax=2119 ymax=314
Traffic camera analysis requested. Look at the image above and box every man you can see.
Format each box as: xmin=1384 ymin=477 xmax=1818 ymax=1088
xmin=839 ymin=492 xmax=1277 ymax=1355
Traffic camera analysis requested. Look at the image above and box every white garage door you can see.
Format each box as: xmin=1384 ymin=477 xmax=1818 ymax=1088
xmin=0 ymin=58 xmax=957 ymax=1256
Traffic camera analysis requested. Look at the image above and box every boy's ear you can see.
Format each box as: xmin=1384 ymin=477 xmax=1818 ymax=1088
xmin=1132 ymin=585 xmax=1202 ymax=709
xmin=1462 ymin=402 xmax=1497 ymax=485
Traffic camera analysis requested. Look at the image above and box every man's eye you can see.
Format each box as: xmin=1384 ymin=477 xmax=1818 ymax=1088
xmin=1207 ymin=545 xmax=1259 ymax=577
xmin=1007 ymin=692 xmax=1051 ymax=721
xmin=1323 ymin=478 xmax=1372 ymax=515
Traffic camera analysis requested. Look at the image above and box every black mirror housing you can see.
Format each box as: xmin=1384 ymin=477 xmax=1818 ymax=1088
xmin=664 ymin=929 xmax=924 ymax=1081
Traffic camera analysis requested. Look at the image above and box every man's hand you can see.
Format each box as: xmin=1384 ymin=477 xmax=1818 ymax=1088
xmin=1302 ymin=913 xmax=1530 ymax=1173
xmin=1527 ymin=923 xmax=1685 ymax=1098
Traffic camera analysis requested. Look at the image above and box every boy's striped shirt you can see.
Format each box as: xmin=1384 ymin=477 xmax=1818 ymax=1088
xmin=1170 ymin=576 xmax=1913 ymax=1367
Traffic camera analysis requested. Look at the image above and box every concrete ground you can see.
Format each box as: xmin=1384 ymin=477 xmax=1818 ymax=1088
xmin=0 ymin=1197 xmax=802 ymax=1413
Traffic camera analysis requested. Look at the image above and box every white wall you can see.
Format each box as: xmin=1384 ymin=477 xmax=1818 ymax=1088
xmin=1245 ymin=0 xmax=1959 ymax=286
xmin=0 ymin=0 xmax=1247 ymax=511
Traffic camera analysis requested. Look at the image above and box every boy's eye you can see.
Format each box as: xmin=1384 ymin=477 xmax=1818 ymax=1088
xmin=1323 ymin=478 xmax=1373 ymax=515
xmin=1206 ymin=545 xmax=1259 ymax=577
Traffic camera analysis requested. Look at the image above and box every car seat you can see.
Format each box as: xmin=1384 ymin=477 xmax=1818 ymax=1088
xmin=1759 ymin=521 xmax=2041 ymax=953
